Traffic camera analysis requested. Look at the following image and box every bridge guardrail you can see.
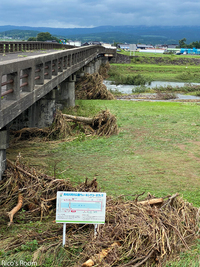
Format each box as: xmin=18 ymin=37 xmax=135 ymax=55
xmin=0 ymin=41 xmax=74 ymax=54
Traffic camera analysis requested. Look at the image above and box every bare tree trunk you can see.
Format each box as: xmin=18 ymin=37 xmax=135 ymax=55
xmin=138 ymin=198 xmax=163 ymax=205
xmin=7 ymin=194 xmax=23 ymax=226
xmin=63 ymin=114 xmax=93 ymax=124
xmin=82 ymin=242 xmax=120 ymax=267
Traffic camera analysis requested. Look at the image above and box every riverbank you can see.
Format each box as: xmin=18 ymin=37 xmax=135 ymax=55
xmin=113 ymin=51 xmax=200 ymax=65
xmin=103 ymin=80 xmax=200 ymax=101
xmin=109 ymin=63 xmax=200 ymax=83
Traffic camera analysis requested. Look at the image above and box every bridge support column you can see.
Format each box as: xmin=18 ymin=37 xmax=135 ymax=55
xmin=76 ymin=67 xmax=85 ymax=78
xmin=10 ymin=90 xmax=57 ymax=130
xmin=56 ymin=74 xmax=76 ymax=108
xmin=36 ymin=90 xmax=56 ymax=128
xmin=0 ymin=128 xmax=9 ymax=180
xmin=85 ymin=59 xmax=103 ymax=74
xmin=94 ymin=59 xmax=101 ymax=73
xmin=85 ymin=63 xmax=93 ymax=74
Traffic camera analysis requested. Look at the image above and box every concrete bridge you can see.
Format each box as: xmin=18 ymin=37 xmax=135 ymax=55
xmin=0 ymin=41 xmax=116 ymax=179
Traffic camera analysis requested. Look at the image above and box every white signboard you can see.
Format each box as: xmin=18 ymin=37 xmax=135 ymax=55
xmin=129 ymin=44 xmax=136 ymax=51
xmin=56 ymin=191 xmax=106 ymax=224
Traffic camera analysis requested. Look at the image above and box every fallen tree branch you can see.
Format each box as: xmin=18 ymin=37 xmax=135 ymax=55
xmin=63 ymin=114 xmax=93 ymax=124
xmin=82 ymin=242 xmax=120 ymax=267
xmin=7 ymin=159 xmax=39 ymax=182
xmin=40 ymin=197 xmax=57 ymax=202
xmin=138 ymin=198 xmax=163 ymax=205
xmin=161 ymin=193 xmax=179 ymax=210
xmin=7 ymin=193 xmax=23 ymax=226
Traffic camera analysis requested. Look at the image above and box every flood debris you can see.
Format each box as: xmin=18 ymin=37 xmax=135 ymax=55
xmin=75 ymin=72 xmax=114 ymax=100
xmin=0 ymin=160 xmax=199 ymax=266
xmin=80 ymin=193 xmax=200 ymax=267
xmin=11 ymin=109 xmax=118 ymax=142
xmin=0 ymin=158 xmax=99 ymax=226
xmin=10 ymin=110 xmax=73 ymax=142
xmin=63 ymin=110 xmax=119 ymax=136
xmin=98 ymin=62 xmax=111 ymax=79
xmin=82 ymin=242 xmax=121 ymax=267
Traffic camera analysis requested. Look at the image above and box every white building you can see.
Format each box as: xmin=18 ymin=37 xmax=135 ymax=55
xmin=67 ymin=40 xmax=81 ymax=46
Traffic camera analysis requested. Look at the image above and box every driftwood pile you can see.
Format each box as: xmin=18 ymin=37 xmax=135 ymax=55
xmin=11 ymin=109 xmax=119 ymax=142
xmin=0 ymin=160 xmax=199 ymax=266
xmin=63 ymin=110 xmax=118 ymax=137
xmin=0 ymin=159 xmax=99 ymax=226
xmin=75 ymin=73 xmax=114 ymax=100
xmin=81 ymin=194 xmax=200 ymax=267
xmin=99 ymin=62 xmax=111 ymax=79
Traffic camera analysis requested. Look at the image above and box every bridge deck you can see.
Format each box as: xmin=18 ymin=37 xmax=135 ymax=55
xmin=0 ymin=49 xmax=63 ymax=62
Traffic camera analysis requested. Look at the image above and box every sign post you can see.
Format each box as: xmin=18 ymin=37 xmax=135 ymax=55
xmin=62 ymin=223 xmax=66 ymax=246
xmin=129 ymin=44 xmax=136 ymax=56
xmin=56 ymin=191 xmax=106 ymax=246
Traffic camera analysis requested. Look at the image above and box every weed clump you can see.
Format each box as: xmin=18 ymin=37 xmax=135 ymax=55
xmin=108 ymin=66 xmax=151 ymax=85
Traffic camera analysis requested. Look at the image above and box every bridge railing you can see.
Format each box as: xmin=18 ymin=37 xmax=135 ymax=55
xmin=0 ymin=41 xmax=74 ymax=54
xmin=0 ymin=45 xmax=115 ymax=128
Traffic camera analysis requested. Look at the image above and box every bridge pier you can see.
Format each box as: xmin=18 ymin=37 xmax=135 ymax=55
xmin=85 ymin=58 xmax=108 ymax=75
xmin=85 ymin=63 xmax=93 ymax=74
xmin=10 ymin=89 xmax=57 ymax=130
xmin=56 ymin=74 xmax=76 ymax=109
xmin=0 ymin=128 xmax=9 ymax=180
xmin=36 ymin=90 xmax=57 ymax=128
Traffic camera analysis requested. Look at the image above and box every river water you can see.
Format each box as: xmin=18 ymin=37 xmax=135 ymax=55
xmin=103 ymin=80 xmax=200 ymax=100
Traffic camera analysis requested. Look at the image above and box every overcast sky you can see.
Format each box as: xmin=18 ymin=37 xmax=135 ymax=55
xmin=0 ymin=0 xmax=200 ymax=28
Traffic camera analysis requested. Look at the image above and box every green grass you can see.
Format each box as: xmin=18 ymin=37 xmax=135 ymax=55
xmin=166 ymin=240 xmax=200 ymax=266
xmin=109 ymin=63 xmax=200 ymax=83
xmin=7 ymin=100 xmax=200 ymax=206
xmin=5 ymin=99 xmax=200 ymax=266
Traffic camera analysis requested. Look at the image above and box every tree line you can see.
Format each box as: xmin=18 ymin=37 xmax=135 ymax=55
xmin=28 ymin=32 xmax=60 ymax=42
xmin=178 ymin=38 xmax=200 ymax=49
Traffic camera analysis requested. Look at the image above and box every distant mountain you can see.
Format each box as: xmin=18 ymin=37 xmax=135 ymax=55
xmin=0 ymin=29 xmax=40 ymax=39
xmin=0 ymin=25 xmax=199 ymax=45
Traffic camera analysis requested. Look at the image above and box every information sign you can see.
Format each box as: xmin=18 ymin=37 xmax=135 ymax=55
xmin=56 ymin=191 xmax=106 ymax=224
xmin=129 ymin=44 xmax=136 ymax=51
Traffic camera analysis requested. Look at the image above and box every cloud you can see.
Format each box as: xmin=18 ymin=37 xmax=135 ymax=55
xmin=0 ymin=0 xmax=200 ymax=27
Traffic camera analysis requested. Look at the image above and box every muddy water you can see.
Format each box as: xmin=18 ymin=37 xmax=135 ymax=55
xmin=103 ymin=80 xmax=200 ymax=100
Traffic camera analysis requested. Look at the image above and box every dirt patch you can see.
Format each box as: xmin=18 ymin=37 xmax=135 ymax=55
xmin=116 ymin=94 xmax=200 ymax=102
xmin=175 ymin=143 xmax=200 ymax=162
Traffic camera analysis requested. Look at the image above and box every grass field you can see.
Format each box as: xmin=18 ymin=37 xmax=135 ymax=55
xmin=7 ymin=99 xmax=200 ymax=205
xmin=119 ymin=50 xmax=200 ymax=59
xmin=109 ymin=63 xmax=200 ymax=83
xmin=4 ymin=99 xmax=200 ymax=266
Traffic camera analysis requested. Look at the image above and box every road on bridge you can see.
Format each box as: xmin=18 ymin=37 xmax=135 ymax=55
xmin=0 ymin=49 xmax=64 ymax=62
